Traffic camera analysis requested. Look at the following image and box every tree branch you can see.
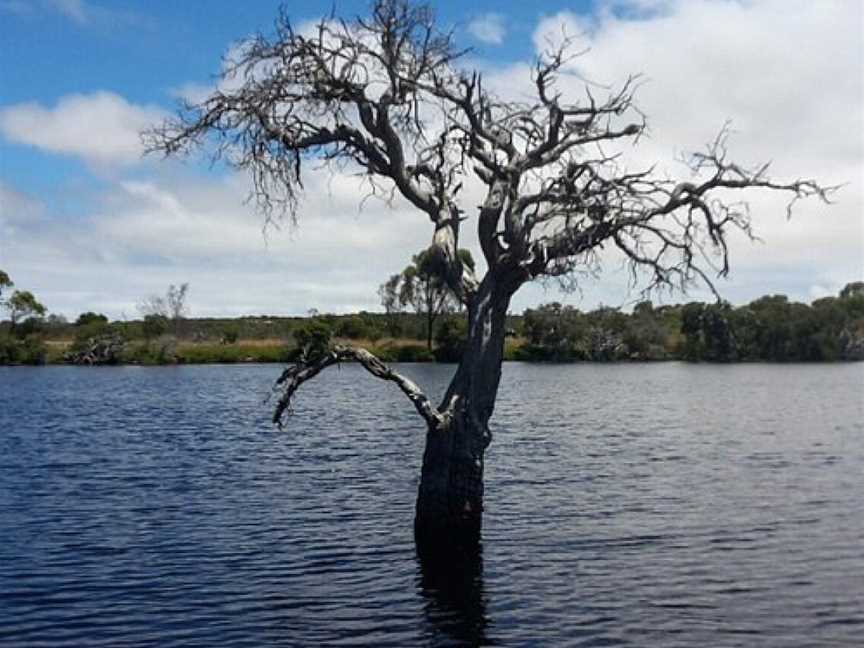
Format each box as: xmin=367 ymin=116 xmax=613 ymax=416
xmin=144 ymin=1 xmax=835 ymax=325
xmin=273 ymin=345 xmax=443 ymax=428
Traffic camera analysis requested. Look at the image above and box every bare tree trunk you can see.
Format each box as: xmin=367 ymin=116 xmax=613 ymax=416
xmin=415 ymin=279 xmax=512 ymax=544
xmin=426 ymin=309 xmax=434 ymax=352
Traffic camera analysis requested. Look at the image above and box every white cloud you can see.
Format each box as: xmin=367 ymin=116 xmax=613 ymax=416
xmin=2 ymin=1 xmax=861 ymax=318
xmin=49 ymin=0 xmax=87 ymax=23
xmin=0 ymin=182 xmax=46 ymax=226
xmin=0 ymin=92 xmax=165 ymax=166
xmin=601 ymin=0 xmax=676 ymax=19
xmin=533 ymin=1 xmax=863 ymax=166
xmin=169 ymin=82 xmax=215 ymax=106
xmin=0 ymin=167 xmax=440 ymax=319
xmin=533 ymin=11 xmax=590 ymax=52
xmin=497 ymin=0 xmax=863 ymax=306
xmin=1 ymin=0 xmax=88 ymax=23
xmin=467 ymin=13 xmax=507 ymax=45
xmin=1 ymin=0 xmax=147 ymax=27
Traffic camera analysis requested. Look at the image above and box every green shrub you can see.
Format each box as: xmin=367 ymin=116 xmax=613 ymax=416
xmin=13 ymin=317 xmax=44 ymax=339
xmin=335 ymin=315 xmax=370 ymax=339
xmin=73 ymin=321 xmax=114 ymax=343
xmin=142 ymin=315 xmax=170 ymax=340
xmin=220 ymin=326 xmax=239 ymax=344
xmin=178 ymin=343 xmax=289 ymax=364
xmin=369 ymin=343 xmax=398 ymax=362
xmin=75 ymin=312 xmax=109 ymax=327
xmin=121 ymin=336 xmax=177 ymax=365
xmin=396 ymin=344 xmax=434 ymax=362
xmin=0 ymin=334 xmax=47 ymax=365
xmin=293 ymin=321 xmax=333 ymax=360
xmin=502 ymin=338 xmax=522 ymax=361
xmin=433 ymin=317 xmax=467 ymax=362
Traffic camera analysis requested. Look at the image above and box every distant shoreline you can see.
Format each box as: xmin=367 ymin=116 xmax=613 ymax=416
xmin=1 ymin=336 xmax=860 ymax=367
xmin=3 ymin=283 xmax=863 ymax=365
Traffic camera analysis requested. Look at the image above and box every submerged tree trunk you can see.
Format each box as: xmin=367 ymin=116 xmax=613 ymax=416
xmin=272 ymin=277 xmax=515 ymax=548
xmin=414 ymin=279 xmax=513 ymax=544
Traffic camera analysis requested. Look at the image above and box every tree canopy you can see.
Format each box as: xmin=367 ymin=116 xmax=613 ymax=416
xmin=147 ymin=0 xmax=830 ymax=310
xmin=75 ymin=312 xmax=109 ymax=327
xmin=381 ymin=247 xmax=474 ymax=349
xmin=6 ymin=290 xmax=46 ymax=326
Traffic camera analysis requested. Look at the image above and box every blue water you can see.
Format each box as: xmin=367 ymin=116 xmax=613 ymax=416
xmin=1 ymin=363 xmax=862 ymax=646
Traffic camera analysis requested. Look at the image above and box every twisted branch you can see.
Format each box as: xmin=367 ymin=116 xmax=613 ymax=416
xmin=273 ymin=345 xmax=443 ymax=428
xmin=145 ymin=0 xmax=837 ymax=391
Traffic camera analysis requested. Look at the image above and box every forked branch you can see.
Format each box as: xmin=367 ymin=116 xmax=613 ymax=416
xmin=273 ymin=345 xmax=443 ymax=428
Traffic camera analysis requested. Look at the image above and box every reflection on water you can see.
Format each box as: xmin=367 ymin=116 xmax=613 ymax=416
xmin=417 ymin=538 xmax=488 ymax=646
xmin=0 ymin=362 xmax=862 ymax=646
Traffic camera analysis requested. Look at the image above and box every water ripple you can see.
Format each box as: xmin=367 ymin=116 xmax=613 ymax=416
xmin=1 ymin=363 xmax=862 ymax=646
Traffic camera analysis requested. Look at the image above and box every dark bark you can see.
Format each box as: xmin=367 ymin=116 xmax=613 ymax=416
xmin=416 ymin=528 xmax=486 ymax=643
xmin=414 ymin=279 xmax=513 ymax=541
xmin=426 ymin=306 xmax=434 ymax=352
xmin=414 ymin=408 xmax=486 ymax=540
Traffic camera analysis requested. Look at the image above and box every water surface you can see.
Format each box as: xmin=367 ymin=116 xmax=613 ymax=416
xmin=1 ymin=363 xmax=862 ymax=646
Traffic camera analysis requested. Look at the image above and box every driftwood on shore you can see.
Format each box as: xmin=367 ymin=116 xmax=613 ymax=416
xmin=64 ymin=334 xmax=126 ymax=365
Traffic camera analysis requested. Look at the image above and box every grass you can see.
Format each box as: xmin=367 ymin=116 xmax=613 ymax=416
xmin=175 ymin=341 xmax=291 ymax=364
xmin=32 ymin=335 xmax=529 ymax=365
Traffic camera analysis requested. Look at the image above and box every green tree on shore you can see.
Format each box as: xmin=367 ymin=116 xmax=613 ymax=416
xmin=6 ymin=290 xmax=46 ymax=333
xmin=0 ymin=273 xmax=48 ymax=363
xmin=382 ymin=248 xmax=475 ymax=350
xmin=75 ymin=312 xmax=109 ymax=327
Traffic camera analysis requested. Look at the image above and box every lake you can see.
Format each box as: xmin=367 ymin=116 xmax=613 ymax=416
xmin=1 ymin=362 xmax=862 ymax=646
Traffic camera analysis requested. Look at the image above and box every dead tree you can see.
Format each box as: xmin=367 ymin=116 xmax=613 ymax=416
xmin=65 ymin=333 xmax=126 ymax=366
xmin=145 ymin=0 xmax=832 ymax=543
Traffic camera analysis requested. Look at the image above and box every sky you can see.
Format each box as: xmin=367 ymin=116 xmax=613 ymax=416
xmin=0 ymin=0 xmax=862 ymax=320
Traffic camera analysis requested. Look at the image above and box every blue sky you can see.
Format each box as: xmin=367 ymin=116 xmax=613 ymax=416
xmin=0 ymin=0 xmax=861 ymax=319
xmin=0 ymin=1 xmax=591 ymax=192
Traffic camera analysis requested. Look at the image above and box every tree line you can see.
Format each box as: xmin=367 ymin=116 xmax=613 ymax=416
xmin=2 ymin=264 xmax=862 ymax=365
xmin=517 ymin=282 xmax=864 ymax=362
xmin=0 ymin=270 xmax=49 ymax=364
